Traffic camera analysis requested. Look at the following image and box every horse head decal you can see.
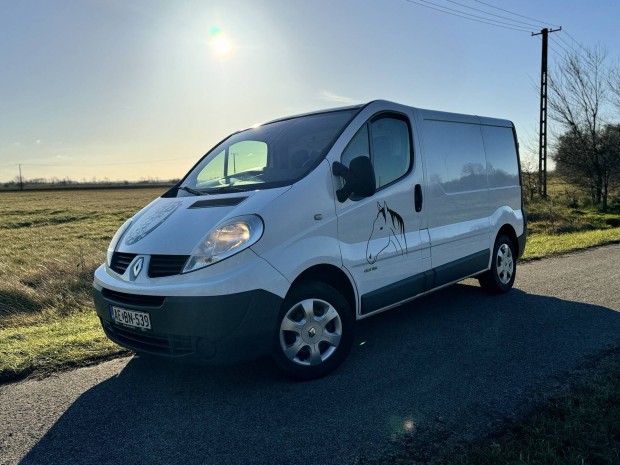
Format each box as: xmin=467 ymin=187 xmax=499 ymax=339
xmin=366 ymin=201 xmax=407 ymax=264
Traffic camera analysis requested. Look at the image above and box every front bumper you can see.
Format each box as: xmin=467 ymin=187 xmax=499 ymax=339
xmin=93 ymin=284 xmax=282 ymax=365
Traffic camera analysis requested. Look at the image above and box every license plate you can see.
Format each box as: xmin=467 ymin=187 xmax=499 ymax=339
xmin=110 ymin=306 xmax=151 ymax=330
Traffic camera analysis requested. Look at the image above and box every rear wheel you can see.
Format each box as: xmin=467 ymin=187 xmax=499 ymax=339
xmin=273 ymin=281 xmax=354 ymax=380
xmin=478 ymin=234 xmax=516 ymax=294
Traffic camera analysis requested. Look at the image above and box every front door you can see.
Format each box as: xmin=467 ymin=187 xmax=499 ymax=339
xmin=335 ymin=111 xmax=430 ymax=316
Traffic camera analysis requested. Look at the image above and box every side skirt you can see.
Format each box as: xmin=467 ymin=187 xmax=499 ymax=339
xmin=360 ymin=249 xmax=490 ymax=316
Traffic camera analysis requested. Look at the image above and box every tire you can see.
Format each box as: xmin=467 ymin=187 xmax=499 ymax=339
xmin=273 ymin=281 xmax=354 ymax=380
xmin=478 ymin=234 xmax=517 ymax=294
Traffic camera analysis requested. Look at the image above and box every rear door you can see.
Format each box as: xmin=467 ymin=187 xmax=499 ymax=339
xmin=417 ymin=115 xmax=491 ymax=279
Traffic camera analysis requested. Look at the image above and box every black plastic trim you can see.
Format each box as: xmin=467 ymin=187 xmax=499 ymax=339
xmin=188 ymin=197 xmax=248 ymax=208
xmin=360 ymin=249 xmax=490 ymax=315
xmin=433 ymin=249 xmax=489 ymax=289
xmin=102 ymin=288 xmax=165 ymax=307
xmin=361 ymin=273 xmax=426 ymax=315
xmin=93 ymin=286 xmax=283 ymax=365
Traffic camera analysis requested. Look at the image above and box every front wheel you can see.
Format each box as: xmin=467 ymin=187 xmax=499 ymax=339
xmin=273 ymin=281 xmax=354 ymax=380
xmin=478 ymin=234 xmax=517 ymax=294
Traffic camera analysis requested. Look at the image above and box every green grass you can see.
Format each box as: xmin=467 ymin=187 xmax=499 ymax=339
xmin=0 ymin=311 xmax=128 ymax=383
xmin=0 ymin=188 xmax=164 ymax=380
xmin=522 ymin=227 xmax=620 ymax=261
xmin=0 ymin=188 xmax=164 ymax=321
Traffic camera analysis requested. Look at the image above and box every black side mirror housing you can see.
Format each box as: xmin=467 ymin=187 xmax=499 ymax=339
xmin=332 ymin=156 xmax=376 ymax=202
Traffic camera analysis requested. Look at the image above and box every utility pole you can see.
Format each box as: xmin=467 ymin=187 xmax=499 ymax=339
xmin=532 ymin=26 xmax=561 ymax=199
xmin=18 ymin=164 xmax=24 ymax=191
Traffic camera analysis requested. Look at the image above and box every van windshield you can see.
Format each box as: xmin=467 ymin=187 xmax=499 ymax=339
xmin=180 ymin=108 xmax=359 ymax=194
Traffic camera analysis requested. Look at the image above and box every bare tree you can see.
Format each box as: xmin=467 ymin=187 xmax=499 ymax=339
xmin=520 ymin=156 xmax=538 ymax=202
xmin=548 ymin=46 xmax=616 ymax=210
xmin=609 ymin=63 xmax=620 ymax=111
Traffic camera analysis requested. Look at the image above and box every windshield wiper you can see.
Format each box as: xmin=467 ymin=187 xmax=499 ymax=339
xmin=205 ymin=185 xmax=248 ymax=194
xmin=178 ymin=185 xmax=204 ymax=196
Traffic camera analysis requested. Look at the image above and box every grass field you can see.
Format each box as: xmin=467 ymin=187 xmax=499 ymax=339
xmin=0 ymin=188 xmax=162 ymax=319
xmin=1 ymin=188 xmax=620 ymax=380
xmin=0 ymin=188 xmax=165 ymax=379
xmin=1 ymin=187 xmax=620 ymax=464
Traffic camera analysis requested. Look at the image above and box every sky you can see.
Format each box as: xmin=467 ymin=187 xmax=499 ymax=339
xmin=2 ymin=0 xmax=620 ymax=183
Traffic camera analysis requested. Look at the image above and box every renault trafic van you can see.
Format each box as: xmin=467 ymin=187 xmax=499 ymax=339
xmin=93 ymin=100 xmax=526 ymax=379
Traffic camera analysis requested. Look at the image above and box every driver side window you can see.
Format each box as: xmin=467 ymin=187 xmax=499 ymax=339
xmin=341 ymin=114 xmax=412 ymax=189
xmin=341 ymin=124 xmax=370 ymax=167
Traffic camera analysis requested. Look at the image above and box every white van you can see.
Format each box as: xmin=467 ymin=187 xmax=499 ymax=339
xmin=93 ymin=100 xmax=526 ymax=379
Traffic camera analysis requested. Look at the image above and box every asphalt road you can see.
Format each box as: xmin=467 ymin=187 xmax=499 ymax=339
xmin=2 ymin=244 xmax=620 ymax=465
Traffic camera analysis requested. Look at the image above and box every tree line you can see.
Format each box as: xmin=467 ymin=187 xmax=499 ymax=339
xmin=2 ymin=176 xmax=179 ymax=191
xmin=549 ymin=46 xmax=620 ymax=211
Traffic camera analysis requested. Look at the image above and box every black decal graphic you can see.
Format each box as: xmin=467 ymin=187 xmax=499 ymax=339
xmin=366 ymin=201 xmax=407 ymax=264
xmin=125 ymin=201 xmax=182 ymax=245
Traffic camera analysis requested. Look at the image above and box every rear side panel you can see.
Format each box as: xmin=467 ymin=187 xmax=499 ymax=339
xmin=415 ymin=112 xmax=491 ymax=270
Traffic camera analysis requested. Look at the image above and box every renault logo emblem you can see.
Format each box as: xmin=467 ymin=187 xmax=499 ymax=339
xmin=132 ymin=257 xmax=144 ymax=277
xmin=308 ymin=327 xmax=316 ymax=338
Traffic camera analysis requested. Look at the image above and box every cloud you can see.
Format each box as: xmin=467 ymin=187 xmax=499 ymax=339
xmin=316 ymin=90 xmax=360 ymax=105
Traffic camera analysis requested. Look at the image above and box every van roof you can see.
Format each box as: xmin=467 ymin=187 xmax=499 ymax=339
xmin=259 ymin=100 xmax=513 ymax=129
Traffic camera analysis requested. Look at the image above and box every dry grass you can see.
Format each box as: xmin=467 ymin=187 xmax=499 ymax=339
xmin=0 ymin=188 xmax=166 ymax=326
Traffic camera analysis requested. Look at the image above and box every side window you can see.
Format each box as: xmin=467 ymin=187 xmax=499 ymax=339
xmin=481 ymin=126 xmax=519 ymax=188
xmin=422 ymin=120 xmax=486 ymax=193
xmin=341 ymin=114 xmax=412 ymax=190
xmin=341 ymin=124 xmax=369 ymax=167
xmin=197 ymin=150 xmax=225 ymax=183
xmin=370 ymin=116 xmax=411 ymax=188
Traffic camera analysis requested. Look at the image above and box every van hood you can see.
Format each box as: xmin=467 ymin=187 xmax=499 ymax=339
xmin=115 ymin=187 xmax=289 ymax=255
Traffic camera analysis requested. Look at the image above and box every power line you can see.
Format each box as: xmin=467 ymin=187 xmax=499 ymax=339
xmin=472 ymin=0 xmax=560 ymax=28
xmin=404 ymin=0 xmax=531 ymax=32
xmin=563 ymin=29 xmax=590 ymax=54
xmin=537 ymin=28 xmax=590 ymax=62
xmin=549 ymin=36 xmax=571 ymax=56
xmin=554 ymin=34 xmax=583 ymax=57
xmin=445 ymin=0 xmax=545 ymax=29
xmin=415 ymin=0 xmax=533 ymax=31
xmin=548 ymin=43 xmax=564 ymax=59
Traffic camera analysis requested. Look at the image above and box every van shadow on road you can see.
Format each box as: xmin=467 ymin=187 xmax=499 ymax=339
xmin=20 ymin=283 xmax=620 ymax=465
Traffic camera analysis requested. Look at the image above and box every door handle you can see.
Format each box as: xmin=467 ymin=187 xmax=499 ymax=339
xmin=414 ymin=184 xmax=423 ymax=212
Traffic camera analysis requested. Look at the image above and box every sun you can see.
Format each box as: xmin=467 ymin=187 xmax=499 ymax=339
xmin=209 ymin=26 xmax=233 ymax=57
xmin=213 ymin=36 xmax=232 ymax=56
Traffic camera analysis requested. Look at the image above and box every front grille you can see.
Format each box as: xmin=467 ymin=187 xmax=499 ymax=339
xmin=102 ymin=288 xmax=165 ymax=307
xmin=149 ymin=255 xmax=189 ymax=278
xmin=110 ymin=252 xmax=137 ymax=275
xmin=103 ymin=321 xmax=194 ymax=356
xmin=109 ymin=252 xmax=189 ymax=278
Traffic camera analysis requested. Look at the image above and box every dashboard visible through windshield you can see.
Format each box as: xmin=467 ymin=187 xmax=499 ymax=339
xmin=179 ymin=108 xmax=359 ymax=195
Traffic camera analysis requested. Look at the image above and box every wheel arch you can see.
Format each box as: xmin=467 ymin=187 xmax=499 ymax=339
xmin=496 ymin=224 xmax=519 ymax=257
xmin=290 ymin=264 xmax=357 ymax=318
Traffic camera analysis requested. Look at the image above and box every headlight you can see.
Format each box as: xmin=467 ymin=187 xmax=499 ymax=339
xmin=106 ymin=218 xmax=133 ymax=267
xmin=182 ymin=215 xmax=264 ymax=273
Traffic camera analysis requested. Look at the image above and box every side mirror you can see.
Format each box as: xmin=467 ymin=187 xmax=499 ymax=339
xmin=332 ymin=156 xmax=376 ymax=202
